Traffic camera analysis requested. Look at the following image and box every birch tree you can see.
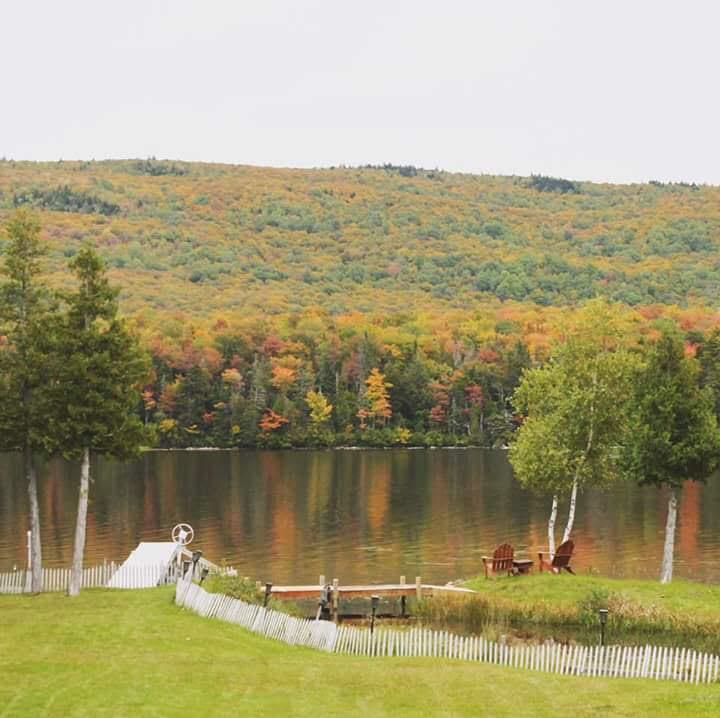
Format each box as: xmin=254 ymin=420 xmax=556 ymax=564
xmin=509 ymin=301 xmax=637 ymax=554
xmin=40 ymin=247 xmax=148 ymax=596
xmin=623 ymin=329 xmax=720 ymax=583
xmin=0 ymin=210 xmax=54 ymax=592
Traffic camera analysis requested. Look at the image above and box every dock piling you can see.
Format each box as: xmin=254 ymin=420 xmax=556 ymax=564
xmin=332 ymin=578 xmax=340 ymax=622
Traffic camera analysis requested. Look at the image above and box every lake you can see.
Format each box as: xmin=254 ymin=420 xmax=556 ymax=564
xmin=1 ymin=449 xmax=718 ymax=585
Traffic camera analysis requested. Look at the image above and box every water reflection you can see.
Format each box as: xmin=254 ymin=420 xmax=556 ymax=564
xmin=0 ymin=449 xmax=718 ymax=584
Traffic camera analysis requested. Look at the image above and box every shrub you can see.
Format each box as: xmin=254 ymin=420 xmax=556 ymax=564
xmin=203 ymin=574 xmax=304 ymax=617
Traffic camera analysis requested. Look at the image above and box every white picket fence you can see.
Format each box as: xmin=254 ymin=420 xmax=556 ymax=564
xmin=0 ymin=562 xmax=182 ymax=594
xmin=175 ymin=578 xmax=720 ymax=684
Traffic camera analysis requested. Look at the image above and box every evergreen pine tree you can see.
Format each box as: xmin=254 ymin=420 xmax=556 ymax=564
xmin=0 ymin=210 xmax=54 ymax=592
xmin=40 ymin=247 xmax=149 ymax=596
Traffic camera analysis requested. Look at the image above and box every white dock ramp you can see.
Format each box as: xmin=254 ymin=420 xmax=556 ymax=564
xmin=107 ymin=542 xmax=179 ymax=588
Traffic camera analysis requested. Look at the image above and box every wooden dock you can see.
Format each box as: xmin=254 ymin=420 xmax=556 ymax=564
xmin=269 ymin=577 xmax=476 ymax=601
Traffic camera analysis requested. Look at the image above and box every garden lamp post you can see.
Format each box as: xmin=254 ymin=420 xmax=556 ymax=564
xmin=371 ymin=595 xmax=380 ymax=635
xmin=598 ymin=608 xmax=608 ymax=646
xmin=264 ymin=582 xmax=273 ymax=607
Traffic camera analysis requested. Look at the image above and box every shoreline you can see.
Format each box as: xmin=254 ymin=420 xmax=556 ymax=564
xmin=143 ymin=444 xmax=509 ymax=452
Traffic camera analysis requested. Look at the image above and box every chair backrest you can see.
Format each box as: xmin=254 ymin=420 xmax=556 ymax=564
xmin=552 ymin=540 xmax=574 ymax=568
xmin=492 ymin=543 xmax=514 ymax=572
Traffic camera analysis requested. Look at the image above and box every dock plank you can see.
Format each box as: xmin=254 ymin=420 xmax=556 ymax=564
xmin=269 ymin=583 xmax=475 ymax=600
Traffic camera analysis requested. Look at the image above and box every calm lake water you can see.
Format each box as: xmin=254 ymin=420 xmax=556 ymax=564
xmin=1 ymin=449 xmax=718 ymax=585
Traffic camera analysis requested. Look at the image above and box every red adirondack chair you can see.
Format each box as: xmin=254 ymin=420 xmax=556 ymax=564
xmin=538 ymin=539 xmax=575 ymax=574
xmin=481 ymin=543 xmax=515 ymax=578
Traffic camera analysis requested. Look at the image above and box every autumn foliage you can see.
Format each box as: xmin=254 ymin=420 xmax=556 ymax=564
xmin=3 ymin=161 xmax=720 ymax=448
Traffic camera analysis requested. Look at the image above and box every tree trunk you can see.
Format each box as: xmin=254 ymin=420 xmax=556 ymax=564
xmin=68 ymin=447 xmax=90 ymax=597
xmin=562 ymin=479 xmax=578 ymax=544
xmin=660 ymin=489 xmax=678 ymax=584
xmin=548 ymin=495 xmax=558 ymax=558
xmin=25 ymin=447 xmax=43 ymax=593
xmin=561 ymin=367 xmax=598 ymax=543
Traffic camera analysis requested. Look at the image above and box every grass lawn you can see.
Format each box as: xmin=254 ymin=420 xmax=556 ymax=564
xmin=459 ymin=574 xmax=720 ymax=640
xmin=462 ymin=573 xmax=720 ymax=621
xmin=1 ymin=588 xmax=719 ymax=717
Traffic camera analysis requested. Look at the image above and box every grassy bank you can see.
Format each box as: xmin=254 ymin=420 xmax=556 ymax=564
xmin=1 ymin=588 xmax=719 ymax=717
xmin=418 ymin=574 xmax=720 ymax=651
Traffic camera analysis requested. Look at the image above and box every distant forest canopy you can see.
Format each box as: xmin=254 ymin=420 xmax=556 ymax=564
xmin=1 ymin=159 xmax=719 ymax=318
xmin=2 ymin=160 xmax=720 ymax=448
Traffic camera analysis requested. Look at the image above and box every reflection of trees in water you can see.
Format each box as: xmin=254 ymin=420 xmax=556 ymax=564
xmin=0 ymin=451 xmax=718 ymax=584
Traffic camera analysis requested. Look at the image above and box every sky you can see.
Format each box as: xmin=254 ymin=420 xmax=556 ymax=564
xmin=1 ymin=0 xmax=719 ymax=184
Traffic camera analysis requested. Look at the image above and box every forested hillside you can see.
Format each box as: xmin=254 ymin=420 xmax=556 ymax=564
xmin=1 ymin=159 xmax=719 ymax=449
xmin=1 ymin=160 xmax=719 ymax=314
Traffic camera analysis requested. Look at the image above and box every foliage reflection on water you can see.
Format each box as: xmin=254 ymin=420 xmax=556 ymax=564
xmin=0 ymin=449 xmax=719 ymax=587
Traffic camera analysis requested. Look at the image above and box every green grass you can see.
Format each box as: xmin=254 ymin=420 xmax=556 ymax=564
xmin=463 ymin=573 xmax=720 ymax=620
xmin=1 ymin=588 xmax=719 ymax=717
xmin=441 ymin=574 xmax=720 ymax=650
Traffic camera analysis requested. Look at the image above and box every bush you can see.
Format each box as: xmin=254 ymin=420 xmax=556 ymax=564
xmin=204 ymin=574 xmax=263 ymax=603
xmin=203 ymin=573 xmax=304 ymax=617
xmin=576 ymin=586 xmax=613 ymax=626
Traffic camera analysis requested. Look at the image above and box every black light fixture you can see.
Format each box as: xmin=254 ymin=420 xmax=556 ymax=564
xmin=264 ymin=582 xmax=273 ymax=607
xmin=598 ymin=608 xmax=609 ymax=646
xmin=200 ymin=567 xmax=209 ymax=584
xmin=370 ymin=594 xmax=380 ymax=635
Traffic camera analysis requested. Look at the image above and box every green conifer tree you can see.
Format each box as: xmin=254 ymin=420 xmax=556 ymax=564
xmin=40 ymin=247 xmax=149 ymax=596
xmin=0 ymin=210 xmax=53 ymax=592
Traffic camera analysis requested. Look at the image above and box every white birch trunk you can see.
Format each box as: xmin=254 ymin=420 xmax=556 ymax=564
xmin=562 ymin=367 xmax=597 ymax=543
xmin=548 ymin=495 xmax=558 ymax=558
xmin=25 ymin=447 xmax=43 ymax=593
xmin=660 ymin=489 xmax=678 ymax=584
xmin=562 ymin=479 xmax=578 ymax=544
xmin=68 ymin=447 xmax=90 ymax=597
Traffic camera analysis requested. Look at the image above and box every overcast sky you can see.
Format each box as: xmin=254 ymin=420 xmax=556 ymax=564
xmin=1 ymin=1 xmax=718 ymax=184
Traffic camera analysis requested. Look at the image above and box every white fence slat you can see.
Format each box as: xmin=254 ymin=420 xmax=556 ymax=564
xmin=560 ymin=644 xmax=568 ymax=676
xmin=678 ymin=647 xmax=686 ymax=682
